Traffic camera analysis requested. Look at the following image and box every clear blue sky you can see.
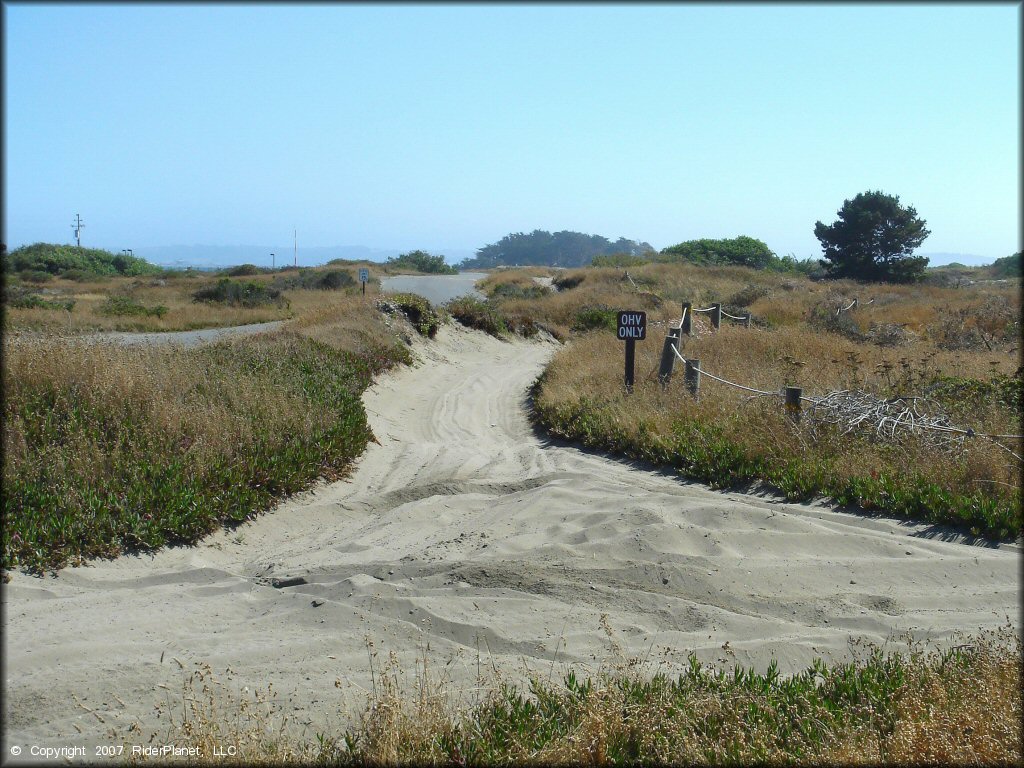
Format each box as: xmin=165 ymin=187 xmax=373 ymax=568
xmin=3 ymin=3 xmax=1020 ymax=263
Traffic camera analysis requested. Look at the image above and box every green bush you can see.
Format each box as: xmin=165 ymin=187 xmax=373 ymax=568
xmin=225 ymin=264 xmax=263 ymax=277
xmin=3 ymin=285 xmax=75 ymax=311
xmin=489 ymin=282 xmax=549 ymax=300
xmin=99 ymin=295 xmax=168 ymax=318
xmin=446 ymin=296 xmax=509 ymax=337
xmin=272 ymin=269 xmax=355 ymax=292
xmin=3 ymin=243 xmax=162 ymax=278
xmin=572 ymin=305 xmax=617 ymax=333
xmin=62 ymin=268 xmax=108 ymax=283
xmin=386 ymin=250 xmax=458 ymax=275
xmin=384 ymin=293 xmax=441 ymax=338
xmin=193 ymin=278 xmax=287 ymax=308
xmin=20 ymin=270 xmax=53 ymax=284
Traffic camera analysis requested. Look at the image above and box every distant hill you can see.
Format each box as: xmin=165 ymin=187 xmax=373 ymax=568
xmin=135 ymin=244 xmax=476 ymax=270
xmin=920 ymin=252 xmax=994 ymax=268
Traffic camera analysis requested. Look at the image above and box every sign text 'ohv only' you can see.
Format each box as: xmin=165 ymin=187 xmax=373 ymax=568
xmin=617 ymin=311 xmax=647 ymax=340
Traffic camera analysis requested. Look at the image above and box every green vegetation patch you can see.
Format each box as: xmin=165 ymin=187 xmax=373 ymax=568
xmin=323 ymin=627 xmax=1018 ymax=765
xmin=571 ymin=304 xmax=618 ymax=333
xmin=2 ymin=332 xmax=408 ymax=572
xmin=386 ymin=250 xmax=458 ymax=274
xmin=272 ymin=268 xmax=356 ymax=291
xmin=384 ymin=293 xmax=442 ymax=338
xmin=99 ymin=294 xmax=168 ymax=318
xmin=3 ymin=242 xmax=163 ymax=279
xmin=3 ymin=285 xmax=75 ymax=312
xmin=193 ymin=277 xmax=288 ymax=308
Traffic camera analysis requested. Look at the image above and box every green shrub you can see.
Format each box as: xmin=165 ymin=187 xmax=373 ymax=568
xmin=446 ymin=296 xmax=508 ymax=337
xmin=489 ymin=282 xmax=549 ymax=300
xmin=383 ymin=293 xmax=441 ymax=338
xmin=3 ymin=243 xmax=162 ymax=278
xmin=272 ymin=269 xmax=355 ymax=291
xmin=553 ymin=273 xmax=585 ymax=291
xmin=99 ymin=295 xmax=168 ymax=318
xmin=193 ymin=278 xmax=287 ymax=308
xmin=386 ymin=250 xmax=458 ymax=275
xmin=3 ymin=285 xmax=75 ymax=311
xmin=728 ymin=283 xmax=770 ymax=307
xmin=20 ymin=270 xmax=52 ymax=284
xmin=62 ymin=268 xmax=106 ymax=283
xmin=225 ymin=264 xmax=263 ymax=277
xmin=572 ymin=305 xmax=617 ymax=333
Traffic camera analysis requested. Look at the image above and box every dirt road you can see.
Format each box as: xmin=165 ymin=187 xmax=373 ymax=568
xmin=3 ymin=324 xmax=1019 ymax=757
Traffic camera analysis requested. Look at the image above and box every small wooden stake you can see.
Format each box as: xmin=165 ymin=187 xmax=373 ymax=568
xmin=681 ymin=302 xmax=692 ymax=335
xmin=743 ymin=312 xmax=751 ymax=328
xmin=785 ymin=386 xmax=802 ymax=421
xmin=711 ymin=303 xmax=722 ymax=330
xmin=684 ymin=358 xmax=701 ymax=397
xmin=658 ymin=330 xmax=680 ymax=387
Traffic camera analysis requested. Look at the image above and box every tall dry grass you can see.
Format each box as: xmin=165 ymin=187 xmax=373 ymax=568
xmin=517 ymin=262 xmax=1020 ymax=538
xmin=135 ymin=625 xmax=1020 ymax=765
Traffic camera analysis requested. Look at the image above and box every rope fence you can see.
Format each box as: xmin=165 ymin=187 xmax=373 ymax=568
xmin=662 ymin=336 xmax=1022 ymax=458
xmin=621 ymin=282 xmax=1018 ymax=456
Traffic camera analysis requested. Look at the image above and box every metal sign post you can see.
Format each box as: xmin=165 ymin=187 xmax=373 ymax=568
xmin=617 ymin=310 xmax=647 ymax=392
xmin=359 ymin=267 xmax=369 ymax=295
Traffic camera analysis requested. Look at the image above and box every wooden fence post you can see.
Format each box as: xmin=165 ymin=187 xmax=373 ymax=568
xmin=624 ymin=337 xmax=636 ymax=392
xmin=658 ymin=330 xmax=681 ymax=388
xmin=711 ymin=303 xmax=722 ymax=330
xmin=785 ymin=386 xmax=802 ymax=422
xmin=743 ymin=312 xmax=751 ymax=328
xmin=681 ymin=302 xmax=692 ymax=335
xmin=685 ymin=358 xmax=701 ymax=397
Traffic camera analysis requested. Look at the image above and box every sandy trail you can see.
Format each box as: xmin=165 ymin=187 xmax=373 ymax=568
xmin=3 ymin=324 xmax=1019 ymax=757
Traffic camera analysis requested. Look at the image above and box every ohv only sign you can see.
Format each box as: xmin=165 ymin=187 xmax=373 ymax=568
xmin=617 ymin=310 xmax=647 ymax=390
xmin=617 ymin=311 xmax=647 ymax=340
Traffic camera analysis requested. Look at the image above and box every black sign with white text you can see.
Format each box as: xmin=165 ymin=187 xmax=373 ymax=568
xmin=617 ymin=310 xmax=647 ymax=341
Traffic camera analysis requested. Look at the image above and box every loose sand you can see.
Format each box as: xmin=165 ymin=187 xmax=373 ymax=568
xmin=3 ymin=323 xmax=1020 ymax=758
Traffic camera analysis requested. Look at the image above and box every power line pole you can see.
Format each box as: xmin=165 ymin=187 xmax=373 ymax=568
xmin=71 ymin=213 xmax=85 ymax=246
xmin=293 ymin=228 xmax=297 ymax=267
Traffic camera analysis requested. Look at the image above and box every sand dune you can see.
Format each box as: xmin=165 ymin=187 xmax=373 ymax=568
xmin=3 ymin=323 xmax=1019 ymax=757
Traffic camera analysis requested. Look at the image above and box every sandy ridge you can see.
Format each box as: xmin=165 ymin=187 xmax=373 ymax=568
xmin=3 ymin=323 xmax=1019 ymax=758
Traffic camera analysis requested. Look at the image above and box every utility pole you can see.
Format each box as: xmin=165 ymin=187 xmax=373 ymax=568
xmin=271 ymin=252 xmax=275 ymax=270
xmin=293 ymin=228 xmax=297 ymax=267
xmin=71 ymin=214 xmax=85 ymax=246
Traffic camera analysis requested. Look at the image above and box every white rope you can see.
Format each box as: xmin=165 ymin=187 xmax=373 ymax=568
xmin=692 ymin=306 xmax=715 ymax=313
xmin=836 ymin=299 xmax=857 ymax=315
xmin=669 ymin=344 xmax=780 ymax=397
xmin=721 ymin=310 xmax=748 ymax=321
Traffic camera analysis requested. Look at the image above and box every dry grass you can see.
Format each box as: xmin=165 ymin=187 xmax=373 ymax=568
xmin=2 ymin=268 xmax=389 ymax=333
xmin=134 ymin=626 xmax=1020 ymax=765
xmin=517 ymin=262 xmax=1020 ymax=537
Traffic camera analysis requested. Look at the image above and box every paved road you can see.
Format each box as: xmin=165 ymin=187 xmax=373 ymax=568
xmin=380 ymin=272 xmax=486 ymax=305
xmin=73 ymin=321 xmax=285 ymax=348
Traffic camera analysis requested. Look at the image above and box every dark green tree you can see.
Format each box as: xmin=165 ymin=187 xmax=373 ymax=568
xmin=814 ymin=191 xmax=930 ymax=283
xmin=460 ymin=230 xmax=653 ymax=269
